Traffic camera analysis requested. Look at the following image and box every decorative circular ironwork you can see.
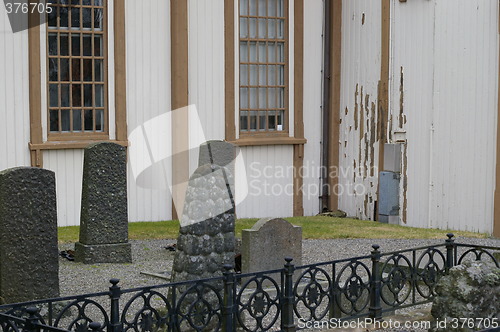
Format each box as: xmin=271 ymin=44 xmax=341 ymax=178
xmin=53 ymin=299 xmax=109 ymax=331
xmin=236 ymin=275 xmax=280 ymax=332
xmin=176 ymin=282 xmax=223 ymax=331
xmin=380 ymin=254 xmax=412 ymax=306
xmin=458 ymin=248 xmax=500 ymax=267
xmin=335 ymin=261 xmax=370 ymax=315
xmin=0 ymin=316 xmax=21 ymax=332
xmin=415 ymin=248 xmax=446 ymax=299
xmin=293 ymin=266 xmax=332 ymax=321
xmin=121 ymin=290 xmax=171 ymax=332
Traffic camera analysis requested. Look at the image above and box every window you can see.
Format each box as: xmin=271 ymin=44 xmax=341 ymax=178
xmin=46 ymin=0 xmax=107 ymax=137
xmin=239 ymin=0 xmax=287 ymax=134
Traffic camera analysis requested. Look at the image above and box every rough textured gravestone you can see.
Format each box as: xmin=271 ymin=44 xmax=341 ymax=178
xmin=0 ymin=167 xmax=59 ymax=304
xmin=242 ymin=218 xmax=302 ymax=274
xmin=75 ymin=142 xmax=132 ymax=263
xmin=171 ymin=163 xmax=235 ymax=284
xmin=430 ymin=259 xmax=500 ymax=332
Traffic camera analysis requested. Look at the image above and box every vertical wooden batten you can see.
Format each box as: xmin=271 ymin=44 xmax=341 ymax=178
xmin=170 ymin=0 xmax=189 ymax=220
xmin=327 ymin=0 xmax=342 ymax=212
xmin=377 ymin=0 xmax=390 ymax=220
xmin=224 ymin=0 xmax=236 ymax=142
xmin=293 ymin=0 xmax=304 ymax=216
xmin=114 ymin=0 xmax=127 ymax=142
xmin=28 ymin=9 xmax=43 ymax=167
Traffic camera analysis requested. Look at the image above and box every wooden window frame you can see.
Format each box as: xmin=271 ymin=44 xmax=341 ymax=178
xmin=225 ymin=0 xmax=305 ymax=147
xmin=28 ymin=0 xmax=127 ymax=167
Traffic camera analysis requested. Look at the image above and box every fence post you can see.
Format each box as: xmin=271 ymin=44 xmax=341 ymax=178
xmin=24 ymin=307 xmax=41 ymax=332
xmin=89 ymin=322 xmax=102 ymax=332
xmin=222 ymin=264 xmax=235 ymax=332
xmin=445 ymin=233 xmax=455 ymax=271
xmin=109 ymin=278 xmax=122 ymax=332
xmin=369 ymin=245 xmax=382 ymax=320
xmin=282 ymin=257 xmax=296 ymax=332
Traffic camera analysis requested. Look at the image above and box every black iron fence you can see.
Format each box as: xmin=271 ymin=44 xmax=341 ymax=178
xmin=0 ymin=234 xmax=498 ymax=332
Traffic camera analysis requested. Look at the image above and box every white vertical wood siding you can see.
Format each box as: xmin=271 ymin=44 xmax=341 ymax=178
xmin=188 ymin=0 xmax=225 ymax=175
xmin=338 ymin=1 xmax=381 ymax=220
xmin=237 ymin=145 xmax=294 ymax=218
xmin=0 ymin=8 xmax=31 ymax=170
xmin=391 ymin=0 xmax=498 ymax=233
xmin=302 ymin=0 xmax=323 ymax=216
xmin=126 ymin=0 xmax=172 ymax=222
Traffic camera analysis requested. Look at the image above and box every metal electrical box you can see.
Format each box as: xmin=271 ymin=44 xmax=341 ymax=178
xmin=379 ymin=171 xmax=400 ymax=223
xmin=383 ymin=143 xmax=402 ymax=173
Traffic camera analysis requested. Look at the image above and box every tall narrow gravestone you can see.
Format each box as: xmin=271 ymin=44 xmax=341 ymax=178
xmin=75 ymin=142 xmax=132 ymax=263
xmin=0 ymin=167 xmax=59 ymax=304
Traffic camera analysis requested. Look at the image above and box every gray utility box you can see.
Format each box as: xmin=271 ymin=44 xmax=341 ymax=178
xmin=384 ymin=143 xmax=402 ymax=173
xmin=379 ymin=171 xmax=400 ymax=223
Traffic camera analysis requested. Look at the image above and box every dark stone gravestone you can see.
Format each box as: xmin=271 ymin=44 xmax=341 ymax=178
xmin=0 ymin=167 xmax=59 ymax=304
xmin=198 ymin=140 xmax=236 ymax=172
xmin=75 ymin=142 xmax=132 ymax=263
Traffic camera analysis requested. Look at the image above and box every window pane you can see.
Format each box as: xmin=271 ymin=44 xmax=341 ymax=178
xmin=82 ymin=8 xmax=92 ymax=28
xmin=240 ymin=88 xmax=248 ymax=108
xmin=240 ymin=42 xmax=248 ymax=62
xmin=277 ymin=0 xmax=284 ymax=17
xmin=60 ymin=7 xmax=69 ymax=27
xmin=249 ymin=88 xmax=257 ymax=108
xmin=72 ymin=84 xmax=82 ymax=106
xmin=49 ymin=58 xmax=58 ymax=81
xmin=239 ymin=18 xmax=248 ymax=38
xmin=60 ymin=33 xmax=69 ymax=55
xmin=48 ymin=34 xmax=58 ymax=55
xmin=278 ymin=19 xmax=284 ymax=38
xmin=72 ymin=58 xmax=81 ymax=80
xmin=268 ymin=110 xmax=276 ymax=130
xmin=267 ymin=0 xmax=276 ymax=17
xmin=259 ymin=111 xmax=266 ymax=130
xmin=268 ymin=42 xmax=276 ymax=62
xmin=249 ymin=111 xmax=257 ymax=130
xmin=94 ymin=8 xmax=103 ymax=30
xmin=71 ymin=0 xmax=80 ymax=5
xmin=94 ymin=0 xmax=102 ymax=6
xmin=258 ymin=88 xmax=266 ymax=109
xmin=249 ymin=42 xmax=257 ymax=62
xmin=84 ymin=84 xmax=92 ymax=106
xmin=268 ymin=88 xmax=276 ymax=108
xmin=95 ymin=109 xmax=104 ymax=131
xmin=49 ymin=84 xmax=58 ymax=107
xmin=249 ymin=65 xmax=257 ymax=85
xmin=61 ymin=84 xmax=70 ymax=107
xmin=249 ymin=18 xmax=257 ymax=38
xmin=94 ymin=35 xmax=103 ymax=56
xmin=72 ymin=34 xmax=80 ymax=56
xmin=278 ymin=87 xmax=285 ymax=107
xmin=61 ymin=110 xmax=71 ymax=131
xmin=268 ymin=65 xmax=276 ymax=85
xmin=60 ymin=58 xmax=69 ymax=81
xmin=258 ymin=0 xmax=266 ymax=16
xmin=83 ymin=35 xmax=92 ymax=56
xmin=258 ymin=42 xmax=266 ymax=62
xmin=50 ymin=110 xmax=59 ymax=131
xmin=84 ymin=109 xmax=93 ymax=130
xmin=73 ymin=109 xmax=82 ymax=131
xmin=48 ymin=7 xmax=58 ymax=28
xmin=258 ymin=18 xmax=266 ymax=38
xmin=95 ymin=84 xmax=104 ymax=107
xmin=240 ymin=0 xmax=248 ymax=15
xmin=95 ymin=59 xmax=103 ymax=81
xmin=278 ymin=65 xmax=285 ymax=85
xmin=240 ymin=111 xmax=248 ymax=131
xmin=83 ymin=59 xmax=92 ymax=81
xmin=82 ymin=0 xmax=91 ymax=5
xmin=240 ymin=65 xmax=248 ymax=85
xmin=249 ymin=0 xmax=257 ymax=15
xmin=258 ymin=65 xmax=266 ymax=85
xmin=277 ymin=110 xmax=284 ymax=130
xmin=71 ymin=7 xmax=80 ymax=28
xmin=268 ymin=19 xmax=276 ymax=38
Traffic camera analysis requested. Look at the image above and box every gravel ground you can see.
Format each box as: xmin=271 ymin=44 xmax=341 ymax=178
xmin=56 ymin=236 xmax=500 ymax=331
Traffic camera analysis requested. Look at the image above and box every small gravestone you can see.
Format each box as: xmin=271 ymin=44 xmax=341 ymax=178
xmin=75 ymin=142 xmax=132 ymax=264
xmin=171 ymin=163 xmax=235 ymax=284
xmin=242 ymin=218 xmax=302 ymax=275
xmin=0 ymin=167 xmax=59 ymax=304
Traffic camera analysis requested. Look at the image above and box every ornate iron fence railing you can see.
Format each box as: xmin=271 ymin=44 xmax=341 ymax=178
xmin=0 ymin=234 xmax=498 ymax=332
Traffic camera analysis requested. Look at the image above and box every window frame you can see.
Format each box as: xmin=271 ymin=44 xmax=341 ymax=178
xmin=45 ymin=0 xmax=109 ymax=141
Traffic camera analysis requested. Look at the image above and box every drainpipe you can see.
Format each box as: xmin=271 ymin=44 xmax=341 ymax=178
xmin=321 ymin=0 xmax=332 ymax=212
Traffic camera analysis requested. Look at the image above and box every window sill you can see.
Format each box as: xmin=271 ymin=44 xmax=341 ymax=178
xmin=29 ymin=139 xmax=128 ymax=151
xmin=228 ymin=136 xmax=306 ymax=147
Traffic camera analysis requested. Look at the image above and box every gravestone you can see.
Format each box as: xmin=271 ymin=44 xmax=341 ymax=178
xmin=171 ymin=163 xmax=235 ymax=284
xmin=198 ymin=140 xmax=236 ymax=173
xmin=0 ymin=167 xmax=59 ymax=304
xmin=75 ymin=142 xmax=132 ymax=264
xmin=242 ymin=218 xmax=302 ymax=275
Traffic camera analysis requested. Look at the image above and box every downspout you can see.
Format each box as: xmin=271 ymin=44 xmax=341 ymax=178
xmin=321 ymin=0 xmax=332 ymax=212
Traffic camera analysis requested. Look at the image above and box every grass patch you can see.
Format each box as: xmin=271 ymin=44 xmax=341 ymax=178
xmin=58 ymin=216 xmax=488 ymax=244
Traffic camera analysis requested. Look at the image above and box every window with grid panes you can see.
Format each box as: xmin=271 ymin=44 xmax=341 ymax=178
xmin=239 ymin=0 xmax=287 ymax=134
xmin=46 ymin=0 xmax=106 ymax=136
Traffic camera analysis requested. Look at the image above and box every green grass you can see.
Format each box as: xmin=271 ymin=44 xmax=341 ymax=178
xmin=58 ymin=216 xmax=489 ymax=244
